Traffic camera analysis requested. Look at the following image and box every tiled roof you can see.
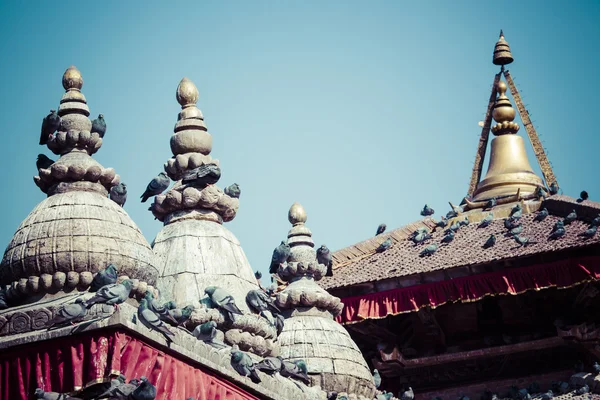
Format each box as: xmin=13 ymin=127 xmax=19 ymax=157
xmin=320 ymin=195 xmax=600 ymax=290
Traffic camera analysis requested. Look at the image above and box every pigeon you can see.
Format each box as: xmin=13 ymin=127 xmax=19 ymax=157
xmin=327 ymin=392 xmax=338 ymax=400
xmin=85 ymin=280 xmax=133 ymax=308
xmin=540 ymin=390 xmax=553 ymax=400
xmin=94 ymin=374 xmax=127 ymax=399
xmin=483 ymin=234 xmax=496 ymax=249
xmin=204 ymin=286 xmax=243 ymax=322
xmin=376 ymin=238 xmax=393 ymax=253
xmin=551 ymin=220 xmax=564 ymax=233
xmin=373 ymin=369 xmax=382 ymax=389
xmin=514 ymin=235 xmax=536 ymax=247
xmin=535 ymin=187 xmax=547 ymax=200
xmin=36 ymin=154 xmax=55 ymax=170
xmin=441 ymin=231 xmax=455 ymax=244
xmin=549 ymin=227 xmax=566 ymax=240
xmin=591 ymin=214 xmax=600 ymax=227
xmin=47 ymin=298 xmax=87 ymax=328
xmin=269 ymin=241 xmax=291 ymax=274
xmin=459 ymin=217 xmax=469 ymax=227
xmin=564 ymin=209 xmax=577 ymax=225
xmin=224 ymin=183 xmax=241 ymax=198
xmin=577 ymin=191 xmax=589 ymax=202
xmin=485 ymin=197 xmax=497 ymax=209
xmin=40 ymin=110 xmax=61 ymax=145
xmin=109 ymin=183 xmax=127 ymax=207
xmin=130 ymin=376 xmax=157 ymax=400
xmin=575 ymin=385 xmax=589 ymax=395
xmin=90 ymin=114 xmax=107 ymax=138
xmin=534 ymin=208 xmax=549 ymax=222
xmin=230 ymin=349 xmax=261 ymax=383
xmin=511 ymin=203 xmax=523 ymax=218
xmin=165 ymin=305 xmax=194 ymax=326
xmin=421 ymin=204 xmax=435 ymax=216
xmin=592 ymin=361 xmax=600 ymax=374
xmin=181 ymin=164 xmax=221 ymax=188
xmin=412 ymin=231 xmax=431 ymax=244
xmin=281 ymin=359 xmax=310 ymax=384
xmin=254 ymin=270 xmax=262 ymax=280
xmin=140 ymin=172 xmax=170 ymax=202
xmin=420 ymin=243 xmax=438 ymax=256
xmin=400 ymin=387 xmax=414 ymax=400
xmin=579 ymin=225 xmax=597 ymax=239
xmin=447 ymin=221 xmax=461 ymax=233
xmin=246 ymin=289 xmax=280 ymax=314
xmin=508 ymin=224 xmax=523 ymax=236
xmin=446 ymin=209 xmax=459 ymax=219
xmin=549 ymin=182 xmax=559 ymax=195
xmin=0 ymin=287 xmax=8 ymax=310
xmin=143 ymin=291 xmax=178 ymax=325
xmin=434 ymin=217 xmax=448 ymax=231
xmin=192 ymin=321 xmax=227 ymax=349
xmin=317 ymin=245 xmax=333 ymax=277
xmin=478 ymin=213 xmax=493 ymax=228
xmin=275 ymin=312 xmax=285 ymax=336
xmin=504 ymin=217 xmax=520 ymax=230
xmin=376 ymin=224 xmax=387 ymax=236
xmin=255 ymin=356 xmax=284 ymax=375
xmin=138 ymin=298 xmax=175 ymax=341
xmin=517 ymin=389 xmax=531 ymax=400
xmin=89 ymin=264 xmax=119 ymax=292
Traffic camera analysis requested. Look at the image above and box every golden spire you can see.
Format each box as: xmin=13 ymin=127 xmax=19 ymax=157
xmin=493 ymin=30 xmax=514 ymax=66
xmin=491 ymin=81 xmax=520 ymax=135
xmin=62 ymin=65 xmax=83 ymax=91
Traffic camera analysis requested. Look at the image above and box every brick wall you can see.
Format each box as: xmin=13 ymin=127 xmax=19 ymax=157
xmin=415 ymin=369 xmax=572 ymax=400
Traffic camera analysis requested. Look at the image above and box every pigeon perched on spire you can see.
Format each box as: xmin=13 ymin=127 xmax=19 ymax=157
xmin=89 ymin=264 xmax=118 ymax=292
xmin=110 ymin=183 xmax=127 ymax=207
xmin=485 ymin=198 xmax=497 ymax=209
xmin=138 ymin=298 xmax=175 ymax=341
xmin=224 ymin=183 xmax=241 ymax=198
xmin=85 ymin=280 xmax=133 ymax=308
xmin=36 ymin=154 xmax=54 ymax=170
xmin=40 ymin=110 xmax=61 ymax=145
xmin=269 ymin=241 xmax=291 ymax=274
xmin=140 ymin=172 xmax=170 ymax=203
xmin=246 ymin=289 xmax=280 ymax=315
xmin=192 ymin=321 xmax=228 ymax=349
xmin=46 ymin=298 xmax=87 ymax=328
xmin=549 ymin=182 xmax=559 ymax=195
xmin=181 ymin=164 xmax=221 ymax=188
xmin=231 ymin=349 xmax=261 ymax=383
xmin=317 ymin=245 xmax=333 ymax=277
xmin=91 ymin=114 xmax=107 ymax=138
xmin=204 ymin=286 xmax=243 ymax=322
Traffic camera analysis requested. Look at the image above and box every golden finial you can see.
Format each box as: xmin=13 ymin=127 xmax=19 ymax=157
xmin=176 ymin=77 xmax=199 ymax=108
xmin=62 ymin=66 xmax=83 ymax=91
xmin=491 ymin=80 xmax=519 ymax=135
xmin=493 ymin=30 xmax=514 ymax=66
xmin=288 ymin=202 xmax=307 ymax=225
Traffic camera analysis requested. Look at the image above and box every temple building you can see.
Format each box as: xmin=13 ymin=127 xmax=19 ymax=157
xmin=0 ymin=32 xmax=598 ymax=400
xmin=319 ymin=32 xmax=600 ymax=400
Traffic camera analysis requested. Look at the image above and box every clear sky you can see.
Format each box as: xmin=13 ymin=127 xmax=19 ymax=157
xmin=0 ymin=1 xmax=598 ymax=280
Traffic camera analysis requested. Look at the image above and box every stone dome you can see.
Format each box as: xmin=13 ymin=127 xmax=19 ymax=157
xmin=1 ymin=190 xmax=157 ymax=288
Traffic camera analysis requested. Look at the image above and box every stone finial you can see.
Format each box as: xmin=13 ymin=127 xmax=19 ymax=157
xmin=176 ymin=77 xmax=199 ymax=108
xmin=288 ymin=202 xmax=307 ymax=225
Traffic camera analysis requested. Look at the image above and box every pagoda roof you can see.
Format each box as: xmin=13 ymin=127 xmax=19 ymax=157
xmin=320 ymin=195 xmax=600 ymax=292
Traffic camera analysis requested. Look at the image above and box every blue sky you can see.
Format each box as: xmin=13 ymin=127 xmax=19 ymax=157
xmin=0 ymin=1 xmax=598 ymax=280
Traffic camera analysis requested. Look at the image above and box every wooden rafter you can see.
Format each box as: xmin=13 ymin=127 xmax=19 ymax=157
xmin=503 ymin=69 xmax=558 ymax=187
xmin=468 ymin=72 xmax=502 ymax=195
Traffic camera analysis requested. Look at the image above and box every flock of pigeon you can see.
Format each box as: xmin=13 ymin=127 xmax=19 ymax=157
xmin=370 ymin=190 xmax=599 ymax=259
xmin=268 ymin=240 xmax=333 ymax=278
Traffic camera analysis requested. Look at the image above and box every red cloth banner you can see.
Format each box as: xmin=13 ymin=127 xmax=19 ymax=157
xmin=337 ymin=256 xmax=600 ymax=325
xmin=0 ymin=330 xmax=259 ymax=400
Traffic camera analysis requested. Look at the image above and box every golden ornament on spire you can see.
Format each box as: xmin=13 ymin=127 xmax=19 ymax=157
xmin=493 ymin=30 xmax=514 ymax=66
xmin=176 ymin=77 xmax=199 ymax=108
xmin=491 ymin=80 xmax=519 ymax=135
xmin=288 ymin=202 xmax=307 ymax=225
xmin=62 ymin=66 xmax=83 ymax=91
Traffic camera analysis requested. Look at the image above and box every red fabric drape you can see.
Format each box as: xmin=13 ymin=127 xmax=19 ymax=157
xmin=337 ymin=256 xmax=600 ymax=325
xmin=0 ymin=330 xmax=259 ymax=400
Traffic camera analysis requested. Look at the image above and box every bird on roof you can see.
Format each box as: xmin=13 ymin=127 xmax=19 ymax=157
xmin=373 ymin=369 xmax=382 ymax=389
xmin=110 ymin=183 xmax=127 ymax=207
xmin=577 ymin=191 xmax=589 ymax=203
xmin=192 ymin=321 xmax=228 ymax=349
xmin=591 ymin=214 xmax=600 ymax=227
xmin=182 ymin=164 xmax=221 ymax=188
xmin=138 ymin=298 xmax=175 ymax=341
xmin=535 ymin=187 xmax=547 ymax=200
xmin=40 ymin=110 xmax=61 ymax=145
xmin=459 ymin=217 xmax=469 ymax=227
xmin=514 ymin=235 xmax=537 ymax=247
xmin=269 ymin=241 xmax=291 ymax=274
xmin=549 ymin=226 xmax=566 ymax=240
xmin=507 ymin=224 xmax=523 ymax=236
xmin=446 ymin=209 xmax=459 ymax=219
xmin=504 ymin=217 xmax=520 ymax=230
xmin=510 ymin=203 xmax=523 ymax=218
xmin=433 ymin=217 xmax=448 ymax=231
xmin=165 ymin=305 xmax=194 ymax=327
xmin=412 ymin=231 xmax=431 ymax=244
xmin=441 ymin=231 xmax=455 ymax=244
xmin=549 ymin=182 xmax=559 ymax=195
xmin=85 ymin=280 xmax=132 ymax=308
xmin=281 ymin=359 xmax=310 ymax=384
xmin=400 ymin=386 xmax=414 ymax=400
xmin=564 ymin=209 xmax=577 ymax=225
xmin=376 ymin=238 xmax=393 ymax=253
xmin=246 ymin=289 xmax=280 ymax=315
xmin=224 ymin=183 xmax=241 ymax=198
xmin=140 ymin=172 xmax=170 ymax=202
xmin=36 ymin=154 xmax=54 ymax=170
xmin=551 ymin=220 xmax=564 ymax=233
xmin=317 ymin=245 xmax=333 ymax=277
xmin=255 ymin=356 xmax=283 ymax=375
xmin=483 ymin=234 xmax=496 ymax=249
xmin=420 ymin=204 xmax=435 ymax=216
xmin=478 ymin=213 xmax=493 ymax=228
xmin=485 ymin=198 xmax=497 ymax=210
xmin=376 ymin=224 xmax=387 ymax=236
xmin=89 ymin=264 xmax=118 ymax=292
xmin=94 ymin=374 xmax=127 ymax=399
xmin=47 ymin=298 xmax=87 ymax=328
xmin=231 ymin=349 xmax=261 ymax=383
xmin=420 ymin=243 xmax=438 ymax=257
xmin=130 ymin=376 xmax=156 ymax=400
xmin=579 ymin=225 xmax=597 ymax=239
xmin=534 ymin=208 xmax=549 ymax=222
xmin=144 ymin=291 xmax=178 ymax=325
xmin=91 ymin=114 xmax=107 ymax=138
xmin=446 ymin=221 xmax=461 ymax=233
xmin=204 ymin=286 xmax=243 ymax=322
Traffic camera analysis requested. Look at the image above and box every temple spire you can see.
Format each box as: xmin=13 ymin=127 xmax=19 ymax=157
xmin=493 ymin=29 xmax=514 ymax=66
